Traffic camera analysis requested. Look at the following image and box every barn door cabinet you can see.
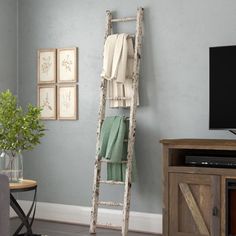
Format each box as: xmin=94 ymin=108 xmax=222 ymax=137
xmin=169 ymin=173 xmax=220 ymax=236
xmin=160 ymin=139 xmax=236 ymax=236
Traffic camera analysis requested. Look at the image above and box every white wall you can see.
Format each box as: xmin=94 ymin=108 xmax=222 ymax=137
xmin=17 ymin=0 xmax=236 ymax=216
xmin=0 ymin=0 xmax=17 ymax=93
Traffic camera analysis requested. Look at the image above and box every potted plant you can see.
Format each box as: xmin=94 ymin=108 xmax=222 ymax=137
xmin=0 ymin=90 xmax=45 ymax=182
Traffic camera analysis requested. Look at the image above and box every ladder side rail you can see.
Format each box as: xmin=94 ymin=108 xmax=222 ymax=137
xmin=122 ymin=7 xmax=144 ymax=236
xmin=90 ymin=10 xmax=112 ymax=234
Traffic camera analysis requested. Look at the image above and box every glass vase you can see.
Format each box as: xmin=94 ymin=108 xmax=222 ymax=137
xmin=0 ymin=150 xmax=23 ymax=183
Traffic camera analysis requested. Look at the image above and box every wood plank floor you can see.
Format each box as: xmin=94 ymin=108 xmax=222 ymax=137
xmin=11 ymin=218 xmax=161 ymax=236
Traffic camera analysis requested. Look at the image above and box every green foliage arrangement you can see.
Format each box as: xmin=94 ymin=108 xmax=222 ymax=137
xmin=0 ymin=90 xmax=45 ymax=153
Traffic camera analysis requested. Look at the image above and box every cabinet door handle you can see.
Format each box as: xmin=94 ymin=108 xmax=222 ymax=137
xmin=212 ymin=206 xmax=219 ymax=216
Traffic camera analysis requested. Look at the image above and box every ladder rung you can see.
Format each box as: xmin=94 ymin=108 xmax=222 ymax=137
xmin=111 ymin=17 xmax=136 ymax=23
xmin=106 ymin=97 xmax=131 ymax=100
xmin=97 ymin=223 xmax=121 ymax=230
xmin=128 ymin=34 xmax=135 ymax=38
xmin=98 ymin=201 xmax=123 ymax=207
xmin=100 ymin=180 xmax=125 ymax=185
xmin=99 ymin=159 xmax=128 ymax=164
xmin=101 ymin=117 xmax=129 ymax=122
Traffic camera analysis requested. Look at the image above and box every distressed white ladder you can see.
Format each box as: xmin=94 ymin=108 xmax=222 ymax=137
xmin=90 ymin=7 xmax=144 ymax=236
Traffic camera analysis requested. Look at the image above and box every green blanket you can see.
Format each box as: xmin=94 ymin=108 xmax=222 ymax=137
xmin=98 ymin=116 xmax=136 ymax=181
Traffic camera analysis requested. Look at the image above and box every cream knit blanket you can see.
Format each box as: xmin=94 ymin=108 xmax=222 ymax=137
xmin=101 ymin=33 xmax=139 ymax=107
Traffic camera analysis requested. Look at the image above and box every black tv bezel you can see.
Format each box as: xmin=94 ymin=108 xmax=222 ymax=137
xmin=209 ymin=45 xmax=236 ymax=130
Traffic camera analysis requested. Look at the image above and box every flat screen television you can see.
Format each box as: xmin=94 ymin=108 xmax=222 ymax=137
xmin=209 ymin=45 xmax=236 ymax=130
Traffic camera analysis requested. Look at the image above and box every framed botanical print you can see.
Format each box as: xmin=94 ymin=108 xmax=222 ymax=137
xmin=37 ymin=49 xmax=56 ymax=83
xmin=37 ymin=85 xmax=57 ymax=120
xmin=57 ymin=84 xmax=78 ymax=120
xmin=57 ymin=47 xmax=78 ymax=83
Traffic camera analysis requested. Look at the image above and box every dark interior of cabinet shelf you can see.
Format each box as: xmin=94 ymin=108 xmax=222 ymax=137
xmin=168 ymin=149 xmax=236 ymax=167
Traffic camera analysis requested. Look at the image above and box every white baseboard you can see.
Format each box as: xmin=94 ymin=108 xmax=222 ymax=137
xmin=10 ymin=200 xmax=162 ymax=234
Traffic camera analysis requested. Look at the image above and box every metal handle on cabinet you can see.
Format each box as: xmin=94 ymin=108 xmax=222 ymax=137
xmin=212 ymin=206 xmax=219 ymax=216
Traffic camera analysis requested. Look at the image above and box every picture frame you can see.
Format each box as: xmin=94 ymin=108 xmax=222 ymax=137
xmin=37 ymin=85 xmax=57 ymax=120
xmin=57 ymin=84 xmax=78 ymax=120
xmin=37 ymin=49 xmax=57 ymax=84
xmin=57 ymin=47 xmax=78 ymax=83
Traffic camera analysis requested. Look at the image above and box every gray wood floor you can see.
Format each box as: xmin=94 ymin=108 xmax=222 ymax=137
xmin=11 ymin=218 xmax=161 ymax=236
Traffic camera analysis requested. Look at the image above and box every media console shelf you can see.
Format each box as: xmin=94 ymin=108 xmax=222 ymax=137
xmin=160 ymin=139 xmax=236 ymax=236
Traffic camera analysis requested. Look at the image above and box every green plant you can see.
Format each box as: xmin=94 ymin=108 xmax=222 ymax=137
xmin=0 ymin=90 xmax=45 ymax=153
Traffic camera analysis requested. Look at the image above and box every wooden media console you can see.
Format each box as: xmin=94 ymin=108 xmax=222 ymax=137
xmin=160 ymin=139 xmax=236 ymax=236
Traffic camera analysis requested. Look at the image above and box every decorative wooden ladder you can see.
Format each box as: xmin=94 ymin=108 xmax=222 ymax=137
xmin=90 ymin=7 xmax=144 ymax=236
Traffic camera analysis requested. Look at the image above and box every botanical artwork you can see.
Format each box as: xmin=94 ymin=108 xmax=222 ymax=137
xmin=58 ymin=48 xmax=78 ymax=83
xmin=41 ymin=57 xmax=52 ymax=74
xmin=58 ymin=85 xmax=77 ymax=120
xmin=62 ymin=55 xmax=73 ymax=72
xmin=38 ymin=49 xmax=56 ymax=83
xmin=37 ymin=47 xmax=79 ymax=120
xmin=38 ymin=86 xmax=56 ymax=120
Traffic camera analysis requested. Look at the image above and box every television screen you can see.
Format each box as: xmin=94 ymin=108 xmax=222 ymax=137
xmin=210 ymin=45 xmax=236 ymax=129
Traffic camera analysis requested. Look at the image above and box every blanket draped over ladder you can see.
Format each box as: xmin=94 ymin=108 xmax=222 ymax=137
xmin=98 ymin=116 xmax=136 ymax=181
xmin=101 ymin=33 xmax=139 ymax=107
